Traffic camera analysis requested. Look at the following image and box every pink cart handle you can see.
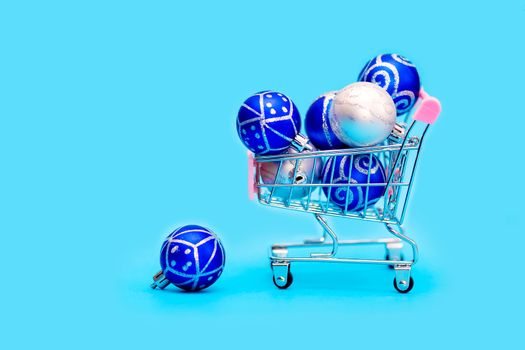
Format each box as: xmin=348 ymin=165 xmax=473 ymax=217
xmin=247 ymin=151 xmax=256 ymax=200
xmin=412 ymin=87 xmax=442 ymax=124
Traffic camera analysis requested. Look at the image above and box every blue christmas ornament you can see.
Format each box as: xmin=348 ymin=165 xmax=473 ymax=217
xmin=358 ymin=53 xmax=421 ymax=116
xmin=322 ymin=154 xmax=386 ymax=212
xmin=237 ymin=91 xmax=301 ymax=155
xmin=151 ymin=225 xmax=225 ymax=292
xmin=305 ymin=91 xmax=347 ymax=150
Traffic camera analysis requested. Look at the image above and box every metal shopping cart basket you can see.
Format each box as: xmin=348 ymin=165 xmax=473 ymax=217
xmin=247 ymin=89 xmax=441 ymax=293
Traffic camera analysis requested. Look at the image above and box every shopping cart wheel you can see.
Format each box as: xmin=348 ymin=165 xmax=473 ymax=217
xmin=273 ymin=272 xmax=293 ymax=289
xmin=393 ymin=277 xmax=414 ymax=294
xmin=271 ymin=262 xmax=293 ymax=289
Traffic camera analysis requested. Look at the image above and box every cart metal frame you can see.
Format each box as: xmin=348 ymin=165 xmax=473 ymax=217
xmin=247 ymin=89 xmax=441 ymax=293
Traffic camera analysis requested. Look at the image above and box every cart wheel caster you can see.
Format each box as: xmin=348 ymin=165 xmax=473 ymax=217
xmin=271 ymin=262 xmax=293 ymax=289
xmin=273 ymin=271 xmax=293 ymax=289
xmin=393 ymin=277 xmax=414 ymax=294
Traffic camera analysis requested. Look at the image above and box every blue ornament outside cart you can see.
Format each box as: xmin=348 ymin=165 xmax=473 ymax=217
xmin=305 ymin=91 xmax=347 ymax=150
xmin=358 ymin=53 xmax=421 ymax=116
xmin=322 ymin=154 xmax=386 ymax=212
xmin=237 ymin=91 xmax=301 ymax=155
xmin=151 ymin=224 xmax=225 ymax=292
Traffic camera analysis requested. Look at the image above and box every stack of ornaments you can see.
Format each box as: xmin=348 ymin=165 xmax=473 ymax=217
xmin=236 ymin=53 xmax=421 ymax=212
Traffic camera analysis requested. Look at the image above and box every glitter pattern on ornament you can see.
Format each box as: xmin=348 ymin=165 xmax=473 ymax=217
xmin=305 ymin=91 xmax=347 ymax=150
xmin=358 ymin=53 xmax=421 ymax=116
xmin=321 ymin=154 xmax=387 ymax=212
xmin=152 ymin=225 xmax=225 ymax=292
xmin=237 ymin=91 xmax=301 ymax=155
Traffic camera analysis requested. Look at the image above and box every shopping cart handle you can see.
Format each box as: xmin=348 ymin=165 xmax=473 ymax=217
xmin=247 ymin=151 xmax=256 ymax=200
xmin=412 ymin=87 xmax=441 ymax=125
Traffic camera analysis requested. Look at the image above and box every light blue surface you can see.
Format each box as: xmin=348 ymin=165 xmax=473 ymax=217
xmin=1 ymin=1 xmax=524 ymax=348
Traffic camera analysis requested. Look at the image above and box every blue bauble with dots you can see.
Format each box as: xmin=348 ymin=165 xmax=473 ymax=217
xmin=237 ymin=91 xmax=301 ymax=155
xmin=305 ymin=91 xmax=347 ymax=150
xmin=160 ymin=225 xmax=225 ymax=292
xmin=358 ymin=53 xmax=421 ymax=116
xmin=322 ymin=154 xmax=386 ymax=212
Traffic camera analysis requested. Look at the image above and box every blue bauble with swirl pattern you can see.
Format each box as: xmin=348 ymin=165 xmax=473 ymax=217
xmin=322 ymin=154 xmax=386 ymax=212
xmin=358 ymin=54 xmax=420 ymax=116
xmin=237 ymin=91 xmax=301 ymax=155
xmin=305 ymin=91 xmax=347 ymax=150
xmin=160 ymin=225 xmax=225 ymax=292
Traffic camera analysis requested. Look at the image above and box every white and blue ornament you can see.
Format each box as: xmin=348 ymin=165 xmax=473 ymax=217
xmin=260 ymin=141 xmax=323 ymax=200
xmin=151 ymin=225 xmax=225 ymax=292
xmin=358 ymin=53 xmax=421 ymax=116
xmin=331 ymin=82 xmax=396 ymax=147
xmin=305 ymin=91 xmax=347 ymax=150
xmin=237 ymin=91 xmax=301 ymax=155
xmin=322 ymin=154 xmax=386 ymax=212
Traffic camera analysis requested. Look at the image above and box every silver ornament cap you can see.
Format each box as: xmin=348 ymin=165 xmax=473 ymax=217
xmin=260 ymin=139 xmax=322 ymax=200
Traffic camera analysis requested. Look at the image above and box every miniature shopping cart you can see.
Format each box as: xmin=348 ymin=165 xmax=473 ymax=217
xmin=247 ymin=89 xmax=441 ymax=293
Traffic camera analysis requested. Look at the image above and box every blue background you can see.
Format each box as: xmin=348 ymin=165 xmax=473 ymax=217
xmin=1 ymin=0 xmax=524 ymax=348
